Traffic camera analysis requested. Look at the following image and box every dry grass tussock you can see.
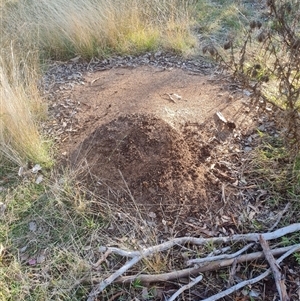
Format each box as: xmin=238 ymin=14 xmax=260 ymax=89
xmin=2 ymin=0 xmax=197 ymax=60
xmin=0 ymin=47 xmax=50 ymax=166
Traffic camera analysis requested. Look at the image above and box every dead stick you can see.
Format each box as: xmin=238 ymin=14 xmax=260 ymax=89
xmin=167 ymin=274 xmax=203 ymax=301
xmin=187 ymin=243 xmax=254 ymax=266
xmin=89 ymin=224 xmax=300 ymax=299
xmin=115 ymin=245 xmax=299 ymax=284
xmin=92 ymin=249 xmax=112 ymax=270
xmin=100 ymin=223 xmax=300 ymax=258
xmin=269 ymin=203 xmax=290 ymax=231
xmin=200 ymin=244 xmax=300 ymax=301
xmin=259 ymin=235 xmax=289 ymax=301
xmin=87 ymin=255 xmax=143 ymax=301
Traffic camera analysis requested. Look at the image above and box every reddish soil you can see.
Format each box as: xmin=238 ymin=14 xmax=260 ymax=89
xmin=54 ymin=65 xmax=256 ymax=231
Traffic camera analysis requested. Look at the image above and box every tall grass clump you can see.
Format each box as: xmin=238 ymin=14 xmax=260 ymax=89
xmin=1 ymin=0 xmax=197 ymax=60
xmin=0 ymin=46 xmax=50 ymax=166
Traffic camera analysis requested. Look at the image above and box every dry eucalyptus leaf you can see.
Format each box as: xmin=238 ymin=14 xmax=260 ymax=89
xmin=32 ymin=164 xmax=42 ymax=174
xmin=18 ymin=166 xmax=24 ymax=176
xmin=29 ymin=221 xmax=37 ymax=232
xmin=37 ymin=255 xmax=46 ymax=264
xmin=0 ymin=202 xmax=6 ymax=215
xmin=216 ymin=111 xmax=228 ymax=123
xmin=248 ymin=211 xmax=256 ymax=220
xmin=148 ymin=211 xmax=156 ymax=218
xmin=28 ymin=258 xmax=37 ymax=266
xmin=70 ymin=55 xmax=81 ymax=62
xmin=172 ymin=93 xmax=182 ymax=100
xmin=142 ymin=287 xmax=149 ymax=300
xmin=35 ymin=175 xmax=43 ymax=184
xmin=20 ymin=246 xmax=27 ymax=253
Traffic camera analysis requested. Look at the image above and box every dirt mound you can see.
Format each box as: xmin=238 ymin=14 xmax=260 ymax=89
xmin=47 ymin=64 xmax=256 ymax=231
xmin=71 ymin=113 xmax=212 ymax=220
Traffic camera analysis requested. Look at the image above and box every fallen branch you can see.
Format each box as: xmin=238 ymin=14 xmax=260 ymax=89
xmin=167 ymin=274 xmax=203 ymax=301
xmin=186 ymin=243 xmax=254 ymax=266
xmin=87 ymin=224 xmax=300 ymax=300
xmin=200 ymin=244 xmax=300 ymax=301
xmin=87 ymin=255 xmax=143 ymax=301
xmin=98 ymin=223 xmax=300 ymax=258
xmin=115 ymin=245 xmax=299 ymax=284
xmin=260 ymin=235 xmax=289 ymax=301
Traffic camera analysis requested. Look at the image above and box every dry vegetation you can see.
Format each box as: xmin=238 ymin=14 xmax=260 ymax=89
xmin=0 ymin=0 xmax=300 ymax=300
xmin=0 ymin=49 xmax=50 ymax=166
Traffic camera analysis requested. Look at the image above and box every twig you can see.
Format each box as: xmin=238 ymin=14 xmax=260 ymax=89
xmin=162 ymin=93 xmax=177 ymax=103
xmin=259 ymin=235 xmax=289 ymax=301
xmin=98 ymin=223 xmax=300 ymax=259
xmin=200 ymin=244 xmax=300 ymax=301
xmin=186 ymin=243 xmax=254 ymax=266
xmin=204 ymin=268 xmax=271 ymax=301
xmin=167 ymin=274 xmax=203 ymax=301
xmin=107 ymin=292 xmax=123 ymax=301
xmin=92 ymin=249 xmax=112 ymax=270
xmin=87 ymin=255 xmax=143 ymax=301
xmin=115 ymin=245 xmax=299 ymax=284
xmin=269 ymin=203 xmax=290 ymax=231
